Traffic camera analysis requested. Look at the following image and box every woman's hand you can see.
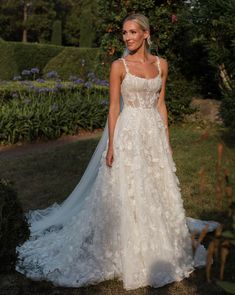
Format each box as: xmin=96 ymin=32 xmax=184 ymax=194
xmin=106 ymin=146 xmax=114 ymax=167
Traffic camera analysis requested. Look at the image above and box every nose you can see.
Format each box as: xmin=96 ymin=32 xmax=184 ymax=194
xmin=124 ymin=33 xmax=131 ymax=41
xmin=125 ymin=32 xmax=130 ymax=40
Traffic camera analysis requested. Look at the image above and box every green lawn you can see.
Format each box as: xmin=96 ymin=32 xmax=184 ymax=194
xmin=0 ymin=122 xmax=234 ymax=295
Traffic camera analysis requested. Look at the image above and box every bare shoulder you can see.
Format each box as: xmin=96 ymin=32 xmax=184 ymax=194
xmin=111 ymin=59 xmax=124 ymax=71
xmin=110 ymin=58 xmax=125 ymax=79
xmin=158 ymin=57 xmax=168 ymax=68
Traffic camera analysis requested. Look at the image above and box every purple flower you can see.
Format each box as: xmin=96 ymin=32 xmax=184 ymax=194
xmin=31 ymin=67 xmax=40 ymax=74
xmin=46 ymin=71 xmax=58 ymax=79
xmin=36 ymin=78 xmax=45 ymax=83
xmin=21 ymin=69 xmax=31 ymax=76
xmin=99 ymin=80 xmax=109 ymax=86
xmin=13 ymin=75 xmax=22 ymax=81
xmin=55 ymin=83 xmax=63 ymax=89
xmin=84 ymin=81 xmax=92 ymax=89
xmin=74 ymin=78 xmax=84 ymax=85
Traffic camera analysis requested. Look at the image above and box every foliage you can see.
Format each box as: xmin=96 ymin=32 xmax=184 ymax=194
xmin=97 ymin=0 xmax=185 ymax=57
xmin=0 ymin=41 xmax=63 ymax=80
xmin=79 ymin=1 xmax=96 ymax=47
xmin=43 ymin=47 xmax=111 ymax=80
xmin=190 ymin=0 xmax=235 ymax=75
xmin=0 ymin=178 xmax=29 ymax=273
xmin=202 ymin=143 xmax=235 ymax=293
xmin=0 ymin=80 xmax=109 ymax=144
xmin=217 ymin=281 xmax=235 ymax=294
xmin=165 ymin=71 xmax=198 ymax=123
xmin=220 ymin=82 xmax=235 ymax=130
xmin=51 ymin=20 xmax=62 ymax=45
xmin=0 ymin=0 xmax=100 ymax=46
xmin=0 ymin=0 xmax=56 ymax=43
xmin=0 ymin=41 xmax=112 ymax=82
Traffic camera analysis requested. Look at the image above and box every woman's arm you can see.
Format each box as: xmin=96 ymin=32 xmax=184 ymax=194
xmin=106 ymin=60 xmax=122 ymax=167
xmin=156 ymin=58 xmax=171 ymax=151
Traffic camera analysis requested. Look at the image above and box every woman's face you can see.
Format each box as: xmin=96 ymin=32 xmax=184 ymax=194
xmin=122 ymin=20 xmax=149 ymax=52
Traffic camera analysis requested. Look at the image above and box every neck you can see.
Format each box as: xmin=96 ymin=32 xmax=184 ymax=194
xmin=128 ymin=45 xmax=149 ymax=62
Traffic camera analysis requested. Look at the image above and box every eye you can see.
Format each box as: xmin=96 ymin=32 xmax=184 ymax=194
xmin=130 ymin=30 xmax=136 ymax=34
xmin=122 ymin=31 xmax=126 ymax=35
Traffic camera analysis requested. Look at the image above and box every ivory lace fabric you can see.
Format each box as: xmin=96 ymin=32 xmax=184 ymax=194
xmin=16 ymin=56 xmax=218 ymax=290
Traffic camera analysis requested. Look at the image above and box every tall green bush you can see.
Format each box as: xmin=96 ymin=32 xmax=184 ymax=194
xmin=220 ymin=82 xmax=235 ymax=130
xmin=79 ymin=2 xmax=94 ymax=47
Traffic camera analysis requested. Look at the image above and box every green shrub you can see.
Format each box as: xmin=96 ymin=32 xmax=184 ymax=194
xmin=0 ymin=41 xmax=63 ymax=80
xmin=0 ymin=41 xmax=112 ymax=81
xmin=0 ymin=83 xmax=109 ymax=144
xmin=220 ymin=82 xmax=235 ymax=130
xmin=0 ymin=179 xmax=29 ymax=273
xmin=43 ymin=47 xmax=111 ymax=80
xmin=166 ymin=72 xmax=198 ymax=123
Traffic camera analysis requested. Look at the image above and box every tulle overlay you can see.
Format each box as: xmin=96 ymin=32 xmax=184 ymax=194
xmin=16 ymin=57 xmax=217 ymax=290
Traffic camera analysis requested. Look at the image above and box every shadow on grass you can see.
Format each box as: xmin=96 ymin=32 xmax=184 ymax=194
xmin=220 ymin=129 xmax=235 ymax=150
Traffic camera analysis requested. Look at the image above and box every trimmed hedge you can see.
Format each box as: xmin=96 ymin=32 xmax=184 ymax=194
xmin=0 ymin=41 xmax=63 ymax=80
xmin=0 ymin=41 xmax=111 ymax=81
xmin=43 ymin=47 xmax=111 ymax=80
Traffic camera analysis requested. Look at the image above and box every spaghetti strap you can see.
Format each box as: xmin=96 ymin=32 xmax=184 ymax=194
xmin=156 ymin=56 xmax=161 ymax=76
xmin=120 ymin=58 xmax=129 ymax=73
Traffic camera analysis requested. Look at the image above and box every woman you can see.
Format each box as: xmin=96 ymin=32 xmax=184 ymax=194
xmin=16 ymin=14 xmax=218 ymax=290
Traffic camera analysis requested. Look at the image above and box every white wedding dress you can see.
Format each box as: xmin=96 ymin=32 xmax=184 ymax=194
xmin=16 ymin=56 xmax=219 ymax=290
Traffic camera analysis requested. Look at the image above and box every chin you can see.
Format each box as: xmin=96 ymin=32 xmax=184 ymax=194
xmin=127 ymin=45 xmax=135 ymax=51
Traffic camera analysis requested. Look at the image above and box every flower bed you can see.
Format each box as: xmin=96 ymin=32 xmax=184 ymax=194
xmin=0 ymin=70 xmax=109 ymax=144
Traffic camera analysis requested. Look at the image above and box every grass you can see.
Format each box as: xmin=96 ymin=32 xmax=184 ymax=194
xmin=0 ymin=122 xmax=234 ymax=295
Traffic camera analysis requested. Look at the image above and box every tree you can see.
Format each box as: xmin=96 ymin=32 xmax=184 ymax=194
xmin=0 ymin=0 xmax=24 ymax=41
xmin=188 ymin=0 xmax=235 ymax=128
xmin=51 ymin=20 xmax=62 ymax=45
xmin=26 ymin=0 xmax=56 ymax=43
xmin=190 ymin=0 xmax=235 ymax=91
xmin=97 ymin=0 xmax=185 ymax=57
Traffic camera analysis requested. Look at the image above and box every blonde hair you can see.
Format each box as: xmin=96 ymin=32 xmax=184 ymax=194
xmin=123 ymin=13 xmax=152 ymax=48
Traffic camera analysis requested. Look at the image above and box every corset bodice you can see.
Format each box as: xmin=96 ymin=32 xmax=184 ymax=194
xmin=120 ymin=57 xmax=162 ymax=109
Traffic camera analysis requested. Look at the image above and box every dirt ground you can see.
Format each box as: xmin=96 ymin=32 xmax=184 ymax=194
xmin=0 ymin=129 xmax=103 ymax=158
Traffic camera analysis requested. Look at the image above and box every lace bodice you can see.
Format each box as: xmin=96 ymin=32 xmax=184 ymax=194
xmin=120 ymin=56 xmax=162 ymax=109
